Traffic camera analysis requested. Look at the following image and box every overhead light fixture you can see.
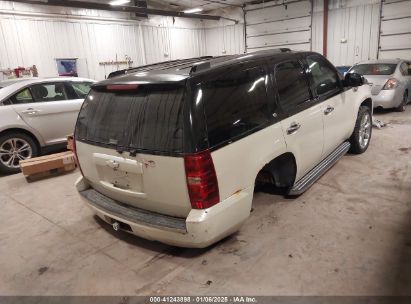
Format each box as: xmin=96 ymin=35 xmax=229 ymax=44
xmin=183 ymin=8 xmax=203 ymax=14
xmin=109 ymin=0 xmax=131 ymax=6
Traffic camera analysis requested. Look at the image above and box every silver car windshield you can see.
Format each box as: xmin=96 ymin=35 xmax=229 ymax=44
xmin=349 ymin=64 xmax=397 ymax=76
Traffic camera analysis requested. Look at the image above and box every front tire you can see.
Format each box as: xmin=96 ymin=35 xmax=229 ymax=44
xmin=349 ymin=106 xmax=372 ymax=154
xmin=0 ymin=132 xmax=39 ymax=174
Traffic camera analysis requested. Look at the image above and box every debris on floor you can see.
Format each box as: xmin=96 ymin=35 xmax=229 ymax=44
xmin=372 ymin=117 xmax=386 ymax=129
xmin=20 ymin=151 xmax=77 ymax=182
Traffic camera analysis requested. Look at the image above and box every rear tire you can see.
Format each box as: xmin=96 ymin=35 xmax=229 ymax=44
xmin=0 ymin=132 xmax=39 ymax=174
xmin=349 ymin=106 xmax=372 ymax=154
xmin=396 ymin=91 xmax=407 ymax=112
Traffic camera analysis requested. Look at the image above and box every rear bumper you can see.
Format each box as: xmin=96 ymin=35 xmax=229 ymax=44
xmin=372 ymin=89 xmax=403 ymax=108
xmin=75 ymin=176 xmax=253 ymax=248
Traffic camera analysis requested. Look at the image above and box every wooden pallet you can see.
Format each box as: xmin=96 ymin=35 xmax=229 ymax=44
xmin=20 ymin=151 xmax=77 ymax=182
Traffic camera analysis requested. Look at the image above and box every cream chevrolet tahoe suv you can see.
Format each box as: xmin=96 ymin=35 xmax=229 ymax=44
xmin=74 ymin=49 xmax=372 ymax=248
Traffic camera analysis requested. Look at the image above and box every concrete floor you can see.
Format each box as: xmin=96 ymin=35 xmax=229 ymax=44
xmin=0 ymin=108 xmax=410 ymax=296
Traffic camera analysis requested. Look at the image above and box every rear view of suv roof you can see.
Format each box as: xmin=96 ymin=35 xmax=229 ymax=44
xmin=106 ymin=48 xmax=293 ymax=82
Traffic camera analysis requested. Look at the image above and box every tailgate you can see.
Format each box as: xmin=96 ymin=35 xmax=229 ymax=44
xmin=74 ymin=83 xmax=192 ymax=218
xmin=77 ymin=141 xmax=191 ymax=218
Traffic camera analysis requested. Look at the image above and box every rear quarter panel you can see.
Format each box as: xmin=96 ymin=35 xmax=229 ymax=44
xmin=211 ymin=122 xmax=287 ymax=201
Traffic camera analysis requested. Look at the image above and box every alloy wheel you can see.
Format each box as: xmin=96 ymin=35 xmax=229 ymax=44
xmin=0 ymin=138 xmax=33 ymax=169
xmin=359 ymin=113 xmax=371 ymax=149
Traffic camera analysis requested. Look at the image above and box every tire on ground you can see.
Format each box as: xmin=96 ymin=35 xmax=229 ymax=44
xmin=0 ymin=132 xmax=39 ymax=174
xmin=395 ymin=91 xmax=407 ymax=112
xmin=349 ymin=105 xmax=372 ymax=154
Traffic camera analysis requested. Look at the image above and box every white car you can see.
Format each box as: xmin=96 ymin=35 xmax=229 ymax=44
xmin=74 ymin=50 xmax=372 ymax=248
xmin=0 ymin=77 xmax=95 ymax=173
xmin=348 ymin=59 xmax=411 ymax=111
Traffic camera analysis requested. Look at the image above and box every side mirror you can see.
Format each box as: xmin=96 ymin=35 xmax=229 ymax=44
xmin=344 ymin=72 xmax=364 ymax=87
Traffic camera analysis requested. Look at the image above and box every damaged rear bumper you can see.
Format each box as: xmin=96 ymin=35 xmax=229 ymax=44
xmin=75 ymin=176 xmax=253 ymax=248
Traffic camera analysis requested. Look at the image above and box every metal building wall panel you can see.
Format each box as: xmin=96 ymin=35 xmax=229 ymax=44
xmin=326 ymin=2 xmax=380 ymax=66
xmin=379 ymin=0 xmax=411 ymax=59
xmin=247 ymin=43 xmax=311 ymax=53
xmin=245 ymin=0 xmax=312 ymax=52
xmin=247 ymin=30 xmax=311 ymax=49
xmin=246 ymin=1 xmax=311 ymax=24
xmin=246 ymin=16 xmax=311 ymax=37
xmin=204 ymin=24 xmax=245 ymax=56
xmin=0 ymin=14 xmax=207 ymax=80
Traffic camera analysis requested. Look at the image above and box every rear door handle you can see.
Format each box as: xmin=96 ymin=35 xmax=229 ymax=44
xmin=324 ymin=106 xmax=334 ymax=115
xmin=286 ymin=122 xmax=301 ymax=135
xmin=21 ymin=108 xmax=40 ymax=115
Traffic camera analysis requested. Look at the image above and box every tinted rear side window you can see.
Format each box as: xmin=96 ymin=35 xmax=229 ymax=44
xmin=75 ymin=85 xmax=185 ymax=154
xmin=200 ymin=66 xmax=270 ymax=148
xmin=275 ymin=60 xmax=311 ymax=114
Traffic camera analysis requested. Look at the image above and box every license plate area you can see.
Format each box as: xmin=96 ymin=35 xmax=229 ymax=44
xmin=93 ymin=153 xmax=145 ymax=195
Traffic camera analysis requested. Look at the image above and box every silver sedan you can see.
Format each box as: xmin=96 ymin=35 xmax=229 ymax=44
xmin=0 ymin=77 xmax=95 ymax=174
xmin=348 ymin=59 xmax=411 ymax=111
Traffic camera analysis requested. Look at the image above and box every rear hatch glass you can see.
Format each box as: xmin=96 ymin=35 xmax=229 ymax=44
xmin=75 ymin=84 xmax=185 ymax=155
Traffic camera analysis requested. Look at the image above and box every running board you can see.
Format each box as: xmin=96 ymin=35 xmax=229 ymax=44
xmin=289 ymin=142 xmax=351 ymax=195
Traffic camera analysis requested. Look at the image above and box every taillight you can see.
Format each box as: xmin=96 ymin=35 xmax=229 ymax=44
xmin=184 ymin=150 xmax=220 ymax=209
xmin=72 ymin=136 xmax=84 ymax=176
xmin=382 ymin=78 xmax=399 ymax=90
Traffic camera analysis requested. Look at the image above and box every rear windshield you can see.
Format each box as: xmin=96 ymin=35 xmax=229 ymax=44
xmin=349 ymin=64 xmax=397 ymax=75
xmin=75 ymin=85 xmax=185 ymax=154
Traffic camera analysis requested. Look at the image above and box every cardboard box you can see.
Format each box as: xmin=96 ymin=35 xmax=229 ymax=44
xmin=20 ymin=151 xmax=77 ymax=180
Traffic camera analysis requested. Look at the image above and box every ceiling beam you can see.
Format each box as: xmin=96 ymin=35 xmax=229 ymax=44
xmin=8 ymin=0 xmax=222 ymax=20
xmin=201 ymin=0 xmax=244 ymax=8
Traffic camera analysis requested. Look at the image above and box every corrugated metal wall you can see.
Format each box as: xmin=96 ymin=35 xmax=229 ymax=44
xmin=0 ymin=14 xmax=206 ymax=80
xmin=204 ymin=24 xmax=245 ymax=56
xmin=379 ymin=0 xmax=411 ymax=59
xmin=326 ymin=0 xmax=380 ymax=66
xmin=2 ymin=0 xmax=411 ymax=80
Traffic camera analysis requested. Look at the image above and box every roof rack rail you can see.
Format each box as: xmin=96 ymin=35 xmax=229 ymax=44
xmin=107 ymin=56 xmax=215 ymax=78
